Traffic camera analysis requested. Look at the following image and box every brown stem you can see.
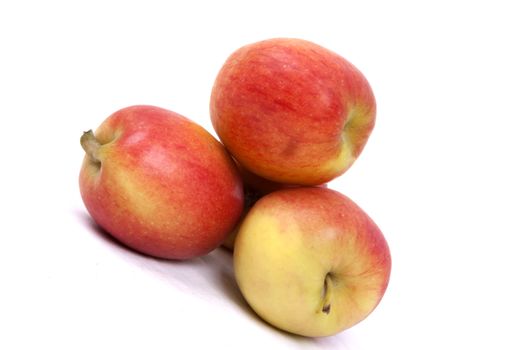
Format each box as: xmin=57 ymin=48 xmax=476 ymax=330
xmin=80 ymin=130 xmax=101 ymax=164
xmin=320 ymin=273 xmax=333 ymax=315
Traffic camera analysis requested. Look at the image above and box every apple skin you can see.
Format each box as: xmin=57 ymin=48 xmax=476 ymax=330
xmin=233 ymin=187 xmax=391 ymax=337
xmin=79 ymin=105 xmax=244 ymax=260
xmin=210 ymin=38 xmax=376 ymax=185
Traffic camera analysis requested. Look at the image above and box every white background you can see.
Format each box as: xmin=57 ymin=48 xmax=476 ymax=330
xmin=1 ymin=1 xmax=524 ymax=349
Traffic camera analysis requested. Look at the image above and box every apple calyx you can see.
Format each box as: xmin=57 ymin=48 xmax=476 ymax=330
xmin=80 ymin=130 xmax=102 ymax=165
xmin=319 ymin=272 xmax=334 ymax=315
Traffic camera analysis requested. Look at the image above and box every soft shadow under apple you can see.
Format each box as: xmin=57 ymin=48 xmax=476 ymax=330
xmin=74 ymin=208 xmax=354 ymax=347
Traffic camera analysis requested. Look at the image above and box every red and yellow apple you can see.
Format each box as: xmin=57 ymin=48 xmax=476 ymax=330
xmin=233 ymin=187 xmax=391 ymax=337
xmin=79 ymin=105 xmax=244 ymax=259
xmin=210 ymin=38 xmax=376 ymax=185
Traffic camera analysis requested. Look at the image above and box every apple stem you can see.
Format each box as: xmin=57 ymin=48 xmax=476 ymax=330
xmin=80 ymin=130 xmax=101 ymax=164
xmin=320 ymin=273 xmax=333 ymax=315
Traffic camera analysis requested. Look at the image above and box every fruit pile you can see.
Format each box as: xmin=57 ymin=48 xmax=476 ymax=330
xmin=79 ymin=38 xmax=391 ymax=338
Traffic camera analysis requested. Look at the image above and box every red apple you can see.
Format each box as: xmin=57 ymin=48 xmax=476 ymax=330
xmin=79 ymin=105 xmax=244 ymax=259
xmin=234 ymin=187 xmax=391 ymax=337
xmin=210 ymin=38 xmax=376 ymax=185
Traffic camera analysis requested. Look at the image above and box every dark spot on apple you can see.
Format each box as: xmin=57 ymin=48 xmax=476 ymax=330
xmin=322 ymin=304 xmax=331 ymax=314
xmin=281 ymin=137 xmax=299 ymax=157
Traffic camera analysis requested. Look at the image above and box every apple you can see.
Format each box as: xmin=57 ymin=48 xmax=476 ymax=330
xmin=210 ymin=38 xmax=376 ymax=185
xmin=79 ymin=105 xmax=244 ymax=260
xmin=233 ymin=187 xmax=391 ymax=337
